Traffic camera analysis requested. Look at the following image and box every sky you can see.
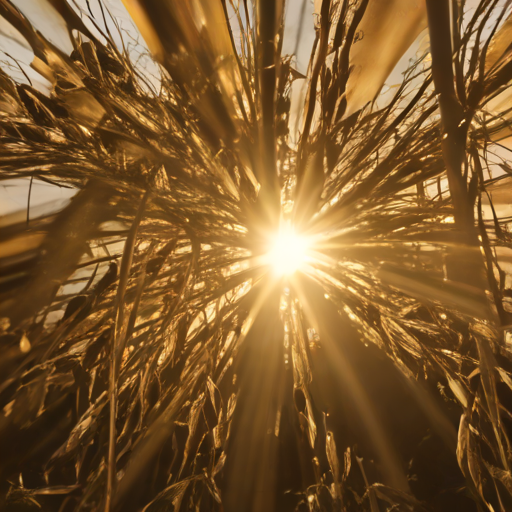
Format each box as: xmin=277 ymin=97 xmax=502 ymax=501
xmin=0 ymin=0 xmax=509 ymax=220
xmin=0 ymin=0 xmax=318 ymax=218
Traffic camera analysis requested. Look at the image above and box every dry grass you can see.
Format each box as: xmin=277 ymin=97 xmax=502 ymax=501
xmin=1 ymin=0 xmax=512 ymax=510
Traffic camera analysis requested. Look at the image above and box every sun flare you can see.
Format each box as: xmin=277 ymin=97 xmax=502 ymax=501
xmin=267 ymin=226 xmax=310 ymax=277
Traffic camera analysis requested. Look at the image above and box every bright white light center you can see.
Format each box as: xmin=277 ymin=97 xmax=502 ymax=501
xmin=268 ymin=228 xmax=308 ymax=276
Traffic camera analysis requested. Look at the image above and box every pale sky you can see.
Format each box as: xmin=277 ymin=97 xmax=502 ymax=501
xmin=0 ymin=0 xmax=508 ymax=220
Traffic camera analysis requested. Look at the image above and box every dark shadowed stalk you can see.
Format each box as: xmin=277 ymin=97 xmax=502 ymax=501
xmin=106 ymin=190 xmax=149 ymax=512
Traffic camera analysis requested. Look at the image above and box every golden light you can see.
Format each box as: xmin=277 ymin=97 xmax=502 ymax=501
xmin=266 ymin=226 xmax=310 ymax=277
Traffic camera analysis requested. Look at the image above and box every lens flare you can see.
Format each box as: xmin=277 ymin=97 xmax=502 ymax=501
xmin=267 ymin=227 xmax=309 ymax=277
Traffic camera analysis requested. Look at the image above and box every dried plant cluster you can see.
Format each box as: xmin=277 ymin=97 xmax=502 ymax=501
xmin=1 ymin=0 xmax=512 ymax=511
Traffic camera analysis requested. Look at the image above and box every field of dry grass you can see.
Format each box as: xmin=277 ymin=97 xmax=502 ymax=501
xmin=1 ymin=1 xmax=512 ymax=510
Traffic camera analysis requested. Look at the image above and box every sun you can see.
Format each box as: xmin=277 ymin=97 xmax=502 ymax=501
xmin=266 ymin=225 xmax=310 ymax=277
